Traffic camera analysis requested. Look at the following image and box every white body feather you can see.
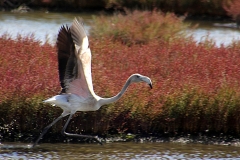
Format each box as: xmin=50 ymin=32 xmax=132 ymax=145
xmin=44 ymin=94 xmax=102 ymax=113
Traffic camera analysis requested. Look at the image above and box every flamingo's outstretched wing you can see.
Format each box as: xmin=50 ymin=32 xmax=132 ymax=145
xmin=57 ymin=25 xmax=76 ymax=94
xmin=58 ymin=18 xmax=93 ymax=98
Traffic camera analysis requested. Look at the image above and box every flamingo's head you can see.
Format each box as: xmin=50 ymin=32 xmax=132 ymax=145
xmin=131 ymin=74 xmax=153 ymax=89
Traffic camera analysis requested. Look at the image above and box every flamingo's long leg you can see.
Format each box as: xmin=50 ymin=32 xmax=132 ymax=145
xmin=32 ymin=114 xmax=65 ymax=147
xmin=61 ymin=113 xmax=103 ymax=145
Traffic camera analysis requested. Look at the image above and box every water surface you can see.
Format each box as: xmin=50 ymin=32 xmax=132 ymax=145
xmin=0 ymin=11 xmax=92 ymax=45
xmin=0 ymin=11 xmax=240 ymax=46
xmin=186 ymin=19 xmax=240 ymax=46
xmin=1 ymin=142 xmax=240 ymax=159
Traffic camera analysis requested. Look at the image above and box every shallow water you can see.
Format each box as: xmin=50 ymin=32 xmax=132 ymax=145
xmin=0 ymin=11 xmax=240 ymax=46
xmin=0 ymin=11 xmax=92 ymax=45
xmin=1 ymin=142 xmax=240 ymax=159
xmin=186 ymin=19 xmax=240 ymax=46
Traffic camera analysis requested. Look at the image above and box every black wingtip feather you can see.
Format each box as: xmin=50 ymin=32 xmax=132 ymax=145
xmin=57 ymin=25 xmax=74 ymax=94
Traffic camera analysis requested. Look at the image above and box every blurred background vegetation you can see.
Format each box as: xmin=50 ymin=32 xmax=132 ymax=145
xmin=0 ymin=0 xmax=239 ymax=18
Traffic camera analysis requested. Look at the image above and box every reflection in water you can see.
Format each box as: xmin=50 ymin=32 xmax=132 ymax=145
xmin=0 ymin=11 xmax=240 ymax=47
xmin=1 ymin=142 xmax=240 ymax=159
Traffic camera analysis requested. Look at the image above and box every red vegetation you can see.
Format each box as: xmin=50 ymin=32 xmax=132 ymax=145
xmin=91 ymin=38 xmax=240 ymax=101
xmin=90 ymin=38 xmax=240 ymax=134
xmin=0 ymin=34 xmax=58 ymax=102
xmin=223 ymin=0 xmax=240 ymax=19
xmin=1 ymin=32 xmax=240 ymax=140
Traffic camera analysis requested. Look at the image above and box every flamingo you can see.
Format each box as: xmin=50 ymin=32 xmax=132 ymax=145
xmin=33 ymin=18 xmax=152 ymax=147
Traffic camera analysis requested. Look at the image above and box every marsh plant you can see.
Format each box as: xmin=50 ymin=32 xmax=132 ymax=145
xmin=1 ymin=11 xmax=240 ymax=142
xmin=90 ymin=10 xmax=189 ymax=45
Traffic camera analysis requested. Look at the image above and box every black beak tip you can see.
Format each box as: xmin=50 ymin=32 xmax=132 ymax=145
xmin=149 ymin=84 xmax=153 ymax=89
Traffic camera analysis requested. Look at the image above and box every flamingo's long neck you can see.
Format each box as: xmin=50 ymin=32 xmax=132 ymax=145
xmin=99 ymin=76 xmax=132 ymax=106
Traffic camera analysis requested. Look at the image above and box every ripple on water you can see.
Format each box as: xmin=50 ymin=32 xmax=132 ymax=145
xmin=1 ymin=142 xmax=240 ymax=159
